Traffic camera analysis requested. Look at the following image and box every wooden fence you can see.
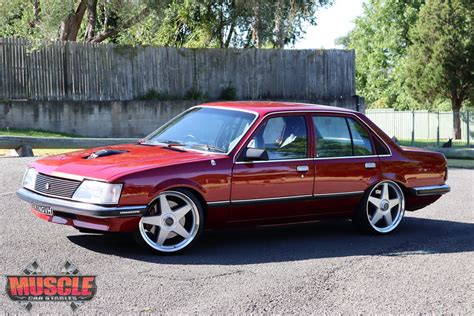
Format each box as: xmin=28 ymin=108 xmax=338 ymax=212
xmin=0 ymin=38 xmax=355 ymax=101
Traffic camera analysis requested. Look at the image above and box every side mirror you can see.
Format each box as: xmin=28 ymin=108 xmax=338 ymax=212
xmin=243 ymin=148 xmax=268 ymax=161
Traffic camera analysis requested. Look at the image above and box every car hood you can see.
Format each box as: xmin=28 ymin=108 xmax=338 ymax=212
xmin=30 ymin=143 xmax=221 ymax=182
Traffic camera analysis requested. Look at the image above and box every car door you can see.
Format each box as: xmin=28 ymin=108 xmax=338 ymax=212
xmin=312 ymin=114 xmax=382 ymax=214
xmin=229 ymin=113 xmax=315 ymax=222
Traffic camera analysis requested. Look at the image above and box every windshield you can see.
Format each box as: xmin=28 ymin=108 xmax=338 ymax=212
xmin=143 ymin=107 xmax=257 ymax=154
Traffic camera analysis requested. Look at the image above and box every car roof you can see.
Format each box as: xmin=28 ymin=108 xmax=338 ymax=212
xmin=198 ymin=101 xmax=357 ymax=116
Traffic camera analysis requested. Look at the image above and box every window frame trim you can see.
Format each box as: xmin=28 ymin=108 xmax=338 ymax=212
xmin=347 ymin=116 xmax=377 ymax=157
xmin=235 ymin=112 xmax=311 ymax=163
xmin=233 ymin=110 xmax=393 ymax=164
xmin=143 ymin=105 xmax=259 ymax=156
xmin=312 ymin=113 xmax=387 ymax=160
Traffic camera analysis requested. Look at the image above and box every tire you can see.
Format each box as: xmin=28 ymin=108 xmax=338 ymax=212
xmin=134 ymin=188 xmax=204 ymax=254
xmin=354 ymin=180 xmax=405 ymax=234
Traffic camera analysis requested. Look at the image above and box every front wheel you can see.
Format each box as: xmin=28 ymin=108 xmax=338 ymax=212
xmin=354 ymin=180 xmax=405 ymax=234
xmin=135 ymin=189 xmax=204 ymax=254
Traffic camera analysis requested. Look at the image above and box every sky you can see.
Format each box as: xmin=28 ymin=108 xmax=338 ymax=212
xmin=293 ymin=0 xmax=367 ymax=49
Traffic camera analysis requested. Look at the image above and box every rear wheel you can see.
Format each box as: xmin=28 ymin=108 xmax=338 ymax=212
xmin=135 ymin=189 xmax=204 ymax=254
xmin=354 ymin=180 xmax=405 ymax=234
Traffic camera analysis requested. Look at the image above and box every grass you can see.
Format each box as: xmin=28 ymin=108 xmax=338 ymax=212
xmin=0 ymin=128 xmax=80 ymax=138
xmin=0 ymin=129 xmax=82 ymax=156
xmin=447 ymin=158 xmax=474 ymax=169
xmin=0 ymin=148 xmax=82 ymax=157
xmin=397 ymin=138 xmax=472 ymax=148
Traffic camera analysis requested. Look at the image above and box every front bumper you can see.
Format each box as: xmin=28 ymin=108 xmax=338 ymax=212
xmin=411 ymin=184 xmax=451 ymax=196
xmin=16 ymin=188 xmax=147 ymax=218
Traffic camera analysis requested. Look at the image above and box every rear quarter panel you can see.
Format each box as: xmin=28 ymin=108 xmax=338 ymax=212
xmin=378 ymin=148 xmax=447 ymax=211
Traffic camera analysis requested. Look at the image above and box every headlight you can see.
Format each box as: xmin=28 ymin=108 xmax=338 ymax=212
xmin=23 ymin=168 xmax=37 ymax=190
xmin=72 ymin=180 xmax=122 ymax=204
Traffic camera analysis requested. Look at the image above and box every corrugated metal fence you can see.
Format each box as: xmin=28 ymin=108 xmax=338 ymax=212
xmin=366 ymin=109 xmax=473 ymax=147
xmin=0 ymin=38 xmax=355 ymax=101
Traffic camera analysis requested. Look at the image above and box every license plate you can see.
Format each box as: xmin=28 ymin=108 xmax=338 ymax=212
xmin=33 ymin=204 xmax=54 ymax=216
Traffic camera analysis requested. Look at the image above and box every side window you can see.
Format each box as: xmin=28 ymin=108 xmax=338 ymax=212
xmin=373 ymin=136 xmax=390 ymax=155
xmin=313 ymin=116 xmax=352 ymax=157
xmin=248 ymin=115 xmax=308 ymax=160
xmin=313 ymin=116 xmax=374 ymax=158
xmin=347 ymin=118 xmax=374 ymax=155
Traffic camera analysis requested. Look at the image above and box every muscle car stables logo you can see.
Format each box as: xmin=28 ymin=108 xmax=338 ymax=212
xmin=6 ymin=260 xmax=97 ymax=311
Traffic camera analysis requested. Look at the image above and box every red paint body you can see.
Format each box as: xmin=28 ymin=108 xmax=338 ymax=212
xmin=28 ymin=102 xmax=448 ymax=232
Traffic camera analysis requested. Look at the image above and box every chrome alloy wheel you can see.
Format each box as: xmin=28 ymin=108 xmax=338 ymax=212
xmin=139 ymin=191 xmax=200 ymax=253
xmin=366 ymin=181 xmax=405 ymax=233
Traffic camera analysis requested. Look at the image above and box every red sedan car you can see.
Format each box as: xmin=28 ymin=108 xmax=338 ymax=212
xmin=17 ymin=102 xmax=450 ymax=254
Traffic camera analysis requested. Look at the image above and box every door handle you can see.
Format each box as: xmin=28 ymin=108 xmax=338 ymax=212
xmin=365 ymin=162 xmax=376 ymax=169
xmin=296 ymin=166 xmax=309 ymax=172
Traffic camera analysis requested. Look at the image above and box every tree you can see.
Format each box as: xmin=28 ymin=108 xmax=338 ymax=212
xmin=340 ymin=0 xmax=424 ymax=109
xmin=404 ymin=0 xmax=473 ymax=139
xmin=0 ymin=0 xmax=170 ymax=43
xmin=0 ymin=0 xmax=332 ymax=47
xmin=105 ymin=0 xmax=332 ymax=48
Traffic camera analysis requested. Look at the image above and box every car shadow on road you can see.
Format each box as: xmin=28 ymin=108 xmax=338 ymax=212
xmin=67 ymin=216 xmax=474 ymax=265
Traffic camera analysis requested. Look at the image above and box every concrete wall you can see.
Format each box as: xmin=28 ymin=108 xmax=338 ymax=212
xmin=0 ymin=98 xmax=363 ymax=137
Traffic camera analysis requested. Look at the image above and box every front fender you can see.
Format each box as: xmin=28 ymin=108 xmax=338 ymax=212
xmin=149 ymin=178 xmax=207 ymax=201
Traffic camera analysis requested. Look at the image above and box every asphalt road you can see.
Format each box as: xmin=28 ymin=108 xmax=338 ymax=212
xmin=1 ymin=158 xmax=473 ymax=314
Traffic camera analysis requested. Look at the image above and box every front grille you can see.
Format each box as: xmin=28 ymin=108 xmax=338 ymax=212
xmin=34 ymin=173 xmax=81 ymax=198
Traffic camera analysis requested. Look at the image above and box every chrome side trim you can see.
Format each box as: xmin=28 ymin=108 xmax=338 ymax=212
xmin=207 ymin=200 xmax=231 ymax=207
xmin=232 ymin=194 xmax=313 ymax=204
xmin=235 ymin=158 xmax=313 ymax=164
xmin=315 ymin=155 xmax=378 ymax=160
xmin=412 ymin=185 xmax=450 ymax=196
xmin=314 ymin=191 xmax=364 ymax=198
xmin=17 ymin=188 xmax=146 ymax=218
xmin=230 ymin=191 xmax=364 ymax=205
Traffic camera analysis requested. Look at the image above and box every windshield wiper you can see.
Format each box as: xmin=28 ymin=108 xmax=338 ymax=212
xmin=191 ymin=144 xmax=226 ymax=153
xmin=144 ymin=139 xmax=188 ymax=150
xmin=160 ymin=139 xmax=185 ymax=146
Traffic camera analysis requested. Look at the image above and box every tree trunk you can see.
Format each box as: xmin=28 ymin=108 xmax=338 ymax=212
xmin=252 ymin=4 xmax=262 ymax=48
xmin=89 ymin=7 xmax=150 ymax=43
xmin=452 ymin=111 xmax=462 ymax=139
xmin=224 ymin=21 xmax=235 ymax=48
xmin=59 ymin=0 xmax=87 ymax=41
xmin=274 ymin=0 xmax=285 ymax=48
xmin=451 ymin=94 xmax=462 ymax=139
xmin=31 ymin=0 xmax=40 ymax=27
xmin=85 ymin=0 xmax=97 ymax=42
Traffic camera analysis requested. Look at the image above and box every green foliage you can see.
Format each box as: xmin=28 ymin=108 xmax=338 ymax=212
xmin=404 ymin=0 xmax=473 ymax=111
xmin=0 ymin=0 xmax=169 ymax=43
xmin=125 ymin=0 xmax=333 ymax=48
xmin=0 ymin=0 xmax=332 ymax=48
xmin=343 ymin=0 xmax=424 ymax=110
xmin=137 ymin=89 xmax=168 ymax=101
xmin=0 ymin=0 xmax=37 ymax=38
xmin=0 ymin=127 xmax=79 ymax=137
xmin=343 ymin=0 xmax=473 ymax=114
xmin=219 ymin=83 xmax=237 ymax=100
xmin=185 ymin=88 xmax=207 ymax=100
